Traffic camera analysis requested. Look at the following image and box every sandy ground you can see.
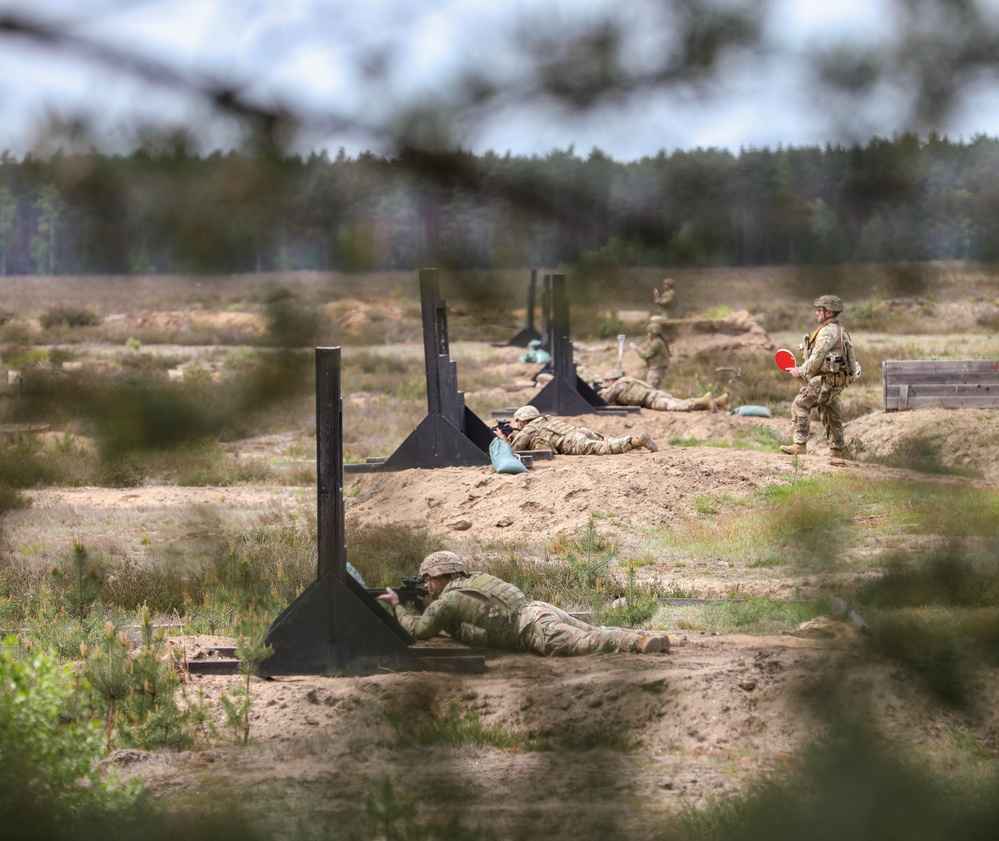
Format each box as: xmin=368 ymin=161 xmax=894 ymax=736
xmin=9 ymin=302 xmax=998 ymax=838
xmin=44 ymin=400 xmax=991 ymax=839
xmin=117 ymin=610 xmax=999 ymax=839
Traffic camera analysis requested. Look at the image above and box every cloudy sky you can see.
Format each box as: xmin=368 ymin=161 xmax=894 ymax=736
xmin=1 ymin=0 xmax=998 ymax=159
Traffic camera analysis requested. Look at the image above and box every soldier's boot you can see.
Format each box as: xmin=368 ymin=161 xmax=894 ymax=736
xmin=779 ymin=443 xmax=807 ymax=455
xmin=636 ymin=635 xmax=671 ymax=654
xmin=695 ymin=391 xmax=718 ymax=412
xmin=829 ymin=448 xmax=847 ymax=465
xmin=631 ymin=431 xmax=659 ymax=453
xmin=715 ymin=393 xmax=731 ymax=412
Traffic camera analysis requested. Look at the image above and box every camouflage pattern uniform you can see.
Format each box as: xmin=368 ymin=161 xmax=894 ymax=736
xmin=599 ymin=376 xmax=703 ymax=412
xmin=635 ymin=328 xmax=670 ymax=389
xmin=509 ymin=415 xmax=634 ymax=455
xmin=397 ymin=572 xmax=658 ymax=655
xmin=654 ymin=281 xmax=675 ymax=314
xmin=789 ymin=317 xmax=856 ymax=449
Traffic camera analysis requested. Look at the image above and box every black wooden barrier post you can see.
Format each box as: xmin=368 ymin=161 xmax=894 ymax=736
xmin=501 ymin=269 xmax=542 ymax=347
xmin=372 ymin=268 xmax=495 ymax=471
xmin=255 ymin=347 xmax=484 ymax=676
xmin=540 ymin=273 xmax=552 ymax=352
xmin=528 ymin=273 xmax=608 ymax=416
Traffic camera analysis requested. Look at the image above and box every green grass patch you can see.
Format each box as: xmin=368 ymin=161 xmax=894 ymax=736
xmin=662 ymin=597 xmax=821 ymax=634
xmin=386 ymin=697 xmax=523 ymax=750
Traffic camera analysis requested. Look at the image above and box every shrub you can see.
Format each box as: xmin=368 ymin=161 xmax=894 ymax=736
xmin=39 ymin=307 xmax=101 ymax=329
xmin=0 ymin=639 xmax=140 ymax=830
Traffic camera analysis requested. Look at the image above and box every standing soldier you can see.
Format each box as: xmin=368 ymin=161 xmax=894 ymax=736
xmin=379 ymin=552 xmax=680 ymax=655
xmin=779 ymin=295 xmax=857 ymax=461
xmin=496 ymin=405 xmax=658 ymax=455
xmin=652 ymin=277 xmax=675 ymax=314
xmin=630 ymin=322 xmax=671 ymax=388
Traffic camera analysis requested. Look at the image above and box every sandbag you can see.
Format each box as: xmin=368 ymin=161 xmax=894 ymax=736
xmin=728 ymin=405 xmax=772 ymax=417
xmin=489 ymin=437 xmax=529 ymax=473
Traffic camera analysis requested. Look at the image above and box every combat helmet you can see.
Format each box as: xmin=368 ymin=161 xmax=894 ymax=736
xmin=646 ymin=321 xmax=666 ymax=335
xmin=528 ymin=339 xmax=542 ymax=349
xmin=606 ymin=369 xmax=625 ymax=380
xmin=813 ymin=295 xmax=844 ymax=314
xmin=419 ymin=551 xmax=467 ymax=579
xmin=513 ymin=405 xmax=540 ymax=423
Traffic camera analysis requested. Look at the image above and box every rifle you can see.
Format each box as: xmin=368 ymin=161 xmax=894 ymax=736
xmin=493 ymin=418 xmax=514 ymax=437
xmin=366 ymin=575 xmax=428 ymax=606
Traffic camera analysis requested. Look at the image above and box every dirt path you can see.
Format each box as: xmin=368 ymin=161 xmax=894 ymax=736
xmin=117 ymin=613 xmax=997 ymax=839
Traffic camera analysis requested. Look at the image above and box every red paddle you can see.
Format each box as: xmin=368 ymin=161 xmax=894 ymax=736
xmin=774 ymin=348 xmax=796 ymax=372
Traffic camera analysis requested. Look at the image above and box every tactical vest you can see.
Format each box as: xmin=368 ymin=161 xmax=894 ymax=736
xmin=524 ymin=416 xmax=576 ymax=449
xmin=805 ymin=321 xmax=856 ymax=387
xmin=443 ymin=573 xmax=527 ymax=648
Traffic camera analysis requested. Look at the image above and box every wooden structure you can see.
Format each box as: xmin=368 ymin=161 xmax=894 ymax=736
xmin=189 ymin=347 xmax=484 ymax=676
xmin=882 ymin=359 xmax=999 ymax=411
xmin=528 ymin=273 xmax=615 ymax=416
xmin=346 ymin=268 xmax=495 ymax=473
xmin=257 ymin=347 xmax=484 ymax=676
xmin=493 ymin=272 xmax=637 ymax=421
xmin=500 ymin=269 xmax=543 ymax=348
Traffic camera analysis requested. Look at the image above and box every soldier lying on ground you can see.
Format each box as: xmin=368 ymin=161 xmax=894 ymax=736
xmin=597 ymin=370 xmax=730 ymax=413
xmin=494 ymin=405 xmax=658 ymax=455
xmin=378 ymin=552 xmax=681 ymax=655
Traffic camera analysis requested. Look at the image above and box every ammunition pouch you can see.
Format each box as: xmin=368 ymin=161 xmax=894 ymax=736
xmin=821 ymin=352 xmax=844 ymax=373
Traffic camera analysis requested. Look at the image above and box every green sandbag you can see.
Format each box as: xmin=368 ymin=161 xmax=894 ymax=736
xmin=728 ymin=405 xmax=772 ymax=417
xmin=489 ymin=437 xmax=529 ymax=473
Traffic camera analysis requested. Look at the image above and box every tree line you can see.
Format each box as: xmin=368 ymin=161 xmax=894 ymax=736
xmin=1 ymin=131 xmax=998 ymax=276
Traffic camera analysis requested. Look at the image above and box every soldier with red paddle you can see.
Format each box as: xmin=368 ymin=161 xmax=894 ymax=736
xmin=778 ymin=295 xmax=858 ymax=462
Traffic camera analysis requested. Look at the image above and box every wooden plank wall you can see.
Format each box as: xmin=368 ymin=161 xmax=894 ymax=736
xmin=882 ymin=360 xmax=999 ymax=411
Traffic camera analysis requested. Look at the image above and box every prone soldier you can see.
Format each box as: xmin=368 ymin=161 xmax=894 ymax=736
xmin=378 ymin=552 xmax=681 ymax=656
xmin=495 ymin=405 xmax=658 ymax=455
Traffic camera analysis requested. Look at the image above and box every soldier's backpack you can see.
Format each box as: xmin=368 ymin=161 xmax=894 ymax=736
xmin=821 ymin=325 xmax=858 ymax=386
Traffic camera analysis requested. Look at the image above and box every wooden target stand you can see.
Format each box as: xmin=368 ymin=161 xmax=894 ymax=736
xmin=494 ymin=273 xmax=639 ymax=420
xmin=346 ymin=268 xmax=496 ymax=473
xmin=187 ymin=347 xmax=485 ymax=677
xmin=497 ymin=268 xmax=543 ymax=348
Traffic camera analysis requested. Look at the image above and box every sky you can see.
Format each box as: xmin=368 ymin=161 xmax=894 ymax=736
xmin=1 ymin=0 xmax=999 ymax=160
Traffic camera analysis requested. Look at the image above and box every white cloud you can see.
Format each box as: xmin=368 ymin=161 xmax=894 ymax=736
xmin=0 ymin=0 xmax=997 ymax=158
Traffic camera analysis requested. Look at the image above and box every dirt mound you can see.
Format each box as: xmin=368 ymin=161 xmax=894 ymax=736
xmin=103 ymin=310 xmax=267 ymax=336
xmin=323 ymin=299 xmax=418 ymax=341
xmin=846 ymin=406 xmax=999 ymax=480
xmin=346 ymin=413 xmax=861 ymax=548
xmin=597 ymin=309 xmax=775 ymax=358
xmin=668 ymin=309 xmax=777 ymax=357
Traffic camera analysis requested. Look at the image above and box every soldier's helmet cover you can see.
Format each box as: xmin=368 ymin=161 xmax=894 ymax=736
xmin=662 ymin=278 xmax=675 ymax=287
xmin=419 ymin=551 xmax=467 ymax=578
xmin=513 ymin=405 xmax=540 ymax=423
xmin=606 ymin=369 xmax=625 ymax=380
xmin=813 ymin=295 xmax=844 ymax=314
xmin=528 ymin=339 xmax=542 ymax=348
xmin=646 ymin=322 xmax=666 ymax=335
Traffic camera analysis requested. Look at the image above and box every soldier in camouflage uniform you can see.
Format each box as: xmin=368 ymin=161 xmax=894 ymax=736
xmin=379 ymin=552 xmax=678 ymax=655
xmin=779 ymin=295 xmax=857 ymax=460
xmin=652 ymin=277 xmax=675 ymax=314
xmin=497 ymin=405 xmax=658 ymax=455
xmin=597 ymin=370 xmax=730 ymax=413
xmin=629 ymin=322 xmax=671 ymax=388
